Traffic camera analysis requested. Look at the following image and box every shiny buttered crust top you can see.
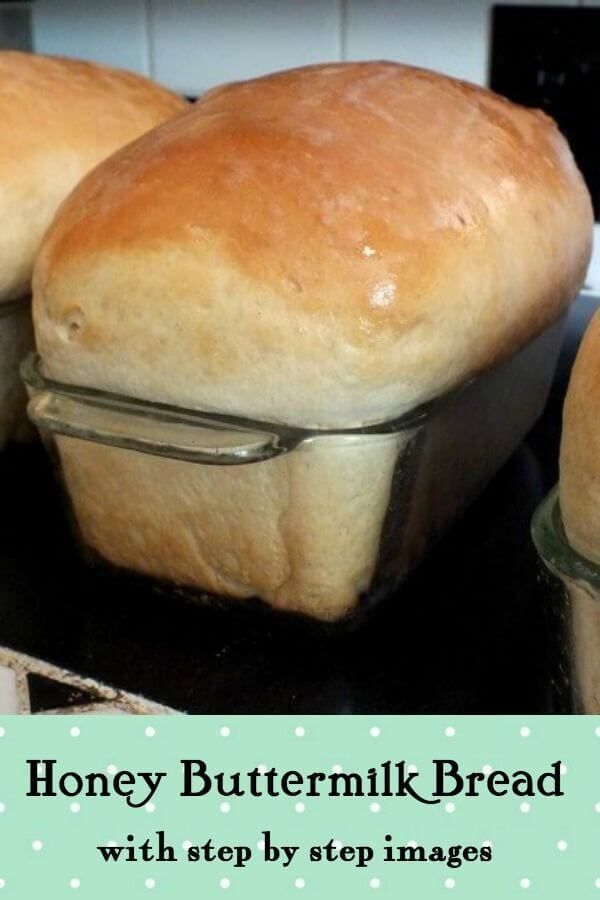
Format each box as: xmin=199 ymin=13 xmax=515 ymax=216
xmin=33 ymin=61 xmax=593 ymax=428
xmin=561 ymin=309 xmax=600 ymax=563
xmin=0 ymin=51 xmax=186 ymax=304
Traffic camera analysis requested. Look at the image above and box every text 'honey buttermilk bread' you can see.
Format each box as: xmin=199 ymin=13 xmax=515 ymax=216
xmin=31 ymin=62 xmax=593 ymax=621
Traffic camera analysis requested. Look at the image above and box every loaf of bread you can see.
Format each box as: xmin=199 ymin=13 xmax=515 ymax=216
xmin=557 ymin=311 xmax=600 ymax=711
xmin=32 ymin=62 xmax=593 ymax=619
xmin=0 ymin=51 xmax=186 ymax=306
xmin=560 ymin=310 xmax=600 ymax=562
xmin=34 ymin=61 xmax=592 ymax=426
xmin=0 ymin=51 xmax=186 ymax=448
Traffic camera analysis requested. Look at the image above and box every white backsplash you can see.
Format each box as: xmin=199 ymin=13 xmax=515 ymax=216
xmin=32 ymin=0 xmax=150 ymax=74
xmin=29 ymin=0 xmax=584 ymax=95
xmin=150 ymin=0 xmax=340 ymax=96
xmin=345 ymin=0 xmax=491 ymax=85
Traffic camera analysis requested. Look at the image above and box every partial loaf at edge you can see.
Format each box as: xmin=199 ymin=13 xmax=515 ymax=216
xmin=560 ymin=310 xmax=600 ymax=562
xmin=0 ymin=51 xmax=186 ymax=304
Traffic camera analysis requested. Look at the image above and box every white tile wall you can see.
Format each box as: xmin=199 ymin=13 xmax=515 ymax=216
xmin=30 ymin=0 xmax=585 ymax=93
xmin=345 ymin=0 xmax=489 ymax=85
xmin=150 ymin=0 xmax=340 ymax=96
xmin=346 ymin=0 xmax=578 ymax=87
xmin=32 ymin=0 xmax=150 ymax=74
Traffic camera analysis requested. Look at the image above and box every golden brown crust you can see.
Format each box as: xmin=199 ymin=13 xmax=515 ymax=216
xmin=34 ymin=61 xmax=592 ymax=426
xmin=560 ymin=310 xmax=600 ymax=562
xmin=0 ymin=51 xmax=186 ymax=302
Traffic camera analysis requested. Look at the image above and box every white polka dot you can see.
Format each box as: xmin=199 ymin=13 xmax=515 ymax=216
xmin=107 ymin=841 xmax=117 ymax=848
xmin=520 ymin=726 xmax=531 ymax=738
xmin=595 ymin=726 xmax=600 ymax=737
xmin=595 ymin=878 xmax=600 ymax=889
xmin=257 ymin=764 xmax=268 ymax=775
xmin=220 ymin=726 xmax=230 ymax=738
xmin=220 ymin=878 xmax=230 ymax=889
xmin=0 ymin=879 xmax=5 ymax=888
xmin=445 ymin=802 xmax=455 ymax=813
xmin=182 ymin=840 xmax=192 ymax=851
xmin=445 ymin=878 xmax=456 ymax=889
xmin=257 ymin=840 xmax=265 ymax=851
xmin=370 ymin=878 xmax=381 ymax=889
xmin=520 ymin=802 xmax=530 ymax=813
xmin=32 ymin=841 xmax=43 ymax=851
xmin=520 ymin=878 xmax=530 ymax=889
xmin=370 ymin=802 xmax=380 ymax=813
xmin=596 ymin=802 xmax=600 ymax=813
xmin=70 ymin=802 xmax=80 ymax=813
xmin=295 ymin=726 xmax=305 ymax=738
xmin=445 ymin=726 xmax=455 ymax=737
xmin=560 ymin=763 xmax=568 ymax=775
xmin=482 ymin=840 xmax=492 ymax=848
xmin=220 ymin=802 xmax=230 ymax=814
xmin=406 ymin=841 xmax=417 ymax=849
xmin=557 ymin=840 xmax=568 ymax=851
xmin=407 ymin=764 xmax=418 ymax=774
xmin=370 ymin=726 xmax=381 ymax=738
xmin=146 ymin=802 xmax=155 ymax=813
xmin=70 ymin=726 xmax=80 ymax=737
xmin=295 ymin=802 xmax=305 ymax=813
xmin=107 ymin=765 xmax=117 ymax=775
xmin=0 ymin=804 xmax=5 ymax=814
xmin=70 ymin=879 xmax=80 ymax=890
xmin=145 ymin=879 xmax=155 ymax=889
xmin=482 ymin=765 xmax=493 ymax=775
xmin=295 ymin=878 xmax=305 ymax=889
xmin=0 ymin=728 xmax=5 ymax=738
xmin=331 ymin=764 xmax=343 ymax=774
xmin=145 ymin=727 xmax=155 ymax=738
xmin=37 ymin=764 xmax=44 ymax=775
xmin=333 ymin=840 xmax=343 ymax=851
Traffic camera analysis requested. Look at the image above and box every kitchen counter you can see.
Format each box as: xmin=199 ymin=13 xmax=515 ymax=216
xmin=0 ymin=297 xmax=597 ymax=715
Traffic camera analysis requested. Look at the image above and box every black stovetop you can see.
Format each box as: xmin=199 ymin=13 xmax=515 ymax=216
xmin=0 ymin=299 xmax=595 ymax=714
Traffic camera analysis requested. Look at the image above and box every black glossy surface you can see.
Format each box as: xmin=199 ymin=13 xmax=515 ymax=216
xmin=0 ymin=304 xmax=595 ymax=714
xmin=490 ymin=5 xmax=600 ymax=220
xmin=26 ymin=672 xmax=98 ymax=713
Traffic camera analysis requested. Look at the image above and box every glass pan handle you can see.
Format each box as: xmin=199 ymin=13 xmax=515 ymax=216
xmin=27 ymin=390 xmax=288 ymax=466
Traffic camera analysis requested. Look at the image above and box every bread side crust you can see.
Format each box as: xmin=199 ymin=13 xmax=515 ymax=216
xmin=57 ymin=432 xmax=405 ymax=621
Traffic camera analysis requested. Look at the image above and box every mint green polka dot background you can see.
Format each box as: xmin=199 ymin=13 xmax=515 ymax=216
xmin=0 ymin=716 xmax=598 ymax=898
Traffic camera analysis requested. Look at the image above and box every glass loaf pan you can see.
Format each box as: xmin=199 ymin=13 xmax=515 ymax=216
xmin=23 ymin=316 xmax=565 ymax=624
xmin=0 ymin=297 xmax=33 ymax=449
xmin=532 ymin=486 xmax=600 ymax=714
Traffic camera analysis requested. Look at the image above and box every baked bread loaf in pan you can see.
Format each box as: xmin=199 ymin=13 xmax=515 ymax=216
xmin=30 ymin=62 xmax=593 ymax=622
xmin=0 ymin=51 xmax=187 ymax=447
xmin=533 ymin=310 xmax=600 ymax=712
xmin=560 ymin=311 xmax=600 ymax=565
